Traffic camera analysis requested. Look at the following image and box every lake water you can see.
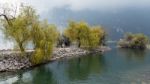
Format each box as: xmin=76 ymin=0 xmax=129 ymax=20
xmin=0 ymin=2 xmax=150 ymax=84
xmin=1 ymin=46 xmax=150 ymax=84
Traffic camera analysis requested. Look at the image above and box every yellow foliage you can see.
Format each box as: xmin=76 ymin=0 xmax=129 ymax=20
xmin=1 ymin=5 xmax=38 ymax=52
xmin=31 ymin=48 xmax=44 ymax=64
xmin=1 ymin=5 xmax=59 ymax=64
xmin=64 ymin=21 xmax=106 ymax=49
xmin=31 ymin=20 xmax=58 ymax=64
xmin=89 ymin=26 xmax=105 ymax=48
xmin=118 ymin=33 xmax=149 ymax=49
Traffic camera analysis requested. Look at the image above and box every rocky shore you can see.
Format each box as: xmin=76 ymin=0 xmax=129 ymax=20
xmin=0 ymin=46 xmax=110 ymax=72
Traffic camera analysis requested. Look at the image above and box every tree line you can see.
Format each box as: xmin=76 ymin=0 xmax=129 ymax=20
xmin=0 ymin=5 xmax=149 ymax=64
xmin=0 ymin=5 xmax=106 ymax=64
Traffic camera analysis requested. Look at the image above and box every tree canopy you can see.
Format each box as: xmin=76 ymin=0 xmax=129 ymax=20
xmin=31 ymin=21 xmax=59 ymax=64
xmin=1 ymin=5 xmax=106 ymax=64
xmin=0 ymin=5 xmax=59 ymax=64
xmin=64 ymin=21 xmax=106 ymax=49
xmin=118 ymin=33 xmax=149 ymax=49
xmin=1 ymin=5 xmax=38 ymax=52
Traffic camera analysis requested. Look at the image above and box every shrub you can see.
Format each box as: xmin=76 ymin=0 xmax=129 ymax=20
xmin=118 ymin=33 xmax=149 ymax=49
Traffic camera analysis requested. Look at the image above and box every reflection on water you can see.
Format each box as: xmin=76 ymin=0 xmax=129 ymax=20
xmin=117 ymin=49 xmax=146 ymax=62
xmin=67 ymin=54 xmax=105 ymax=81
xmin=1 ymin=48 xmax=150 ymax=84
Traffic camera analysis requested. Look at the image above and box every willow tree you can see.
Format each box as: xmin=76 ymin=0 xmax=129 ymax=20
xmin=64 ymin=21 xmax=90 ymax=48
xmin=1 ymin=5 xmax=38 ymax=52
xmin=64 ymin=21 xmax=106 ymax=49
xmin=31 ymin=21 xmax=59 ymax=64
xmin=89 ymin=26 xmax=106 ymax=48
xmin=0 ymin=5 xmax=59 ymax=64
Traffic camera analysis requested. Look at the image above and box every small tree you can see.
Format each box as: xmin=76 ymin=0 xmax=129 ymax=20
xmin=31 ymin=21 xmax=59 ymax=64
xmin=64 ymin=21 xmax=106 ymax=49
xmin=64 ymin=21 xmax=90 ymax=48
xmin=89 ymin=26 xmax=106 ymax=48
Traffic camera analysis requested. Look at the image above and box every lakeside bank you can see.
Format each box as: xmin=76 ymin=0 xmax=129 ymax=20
xmin=0 ymin=46 xmax=111 ymax=72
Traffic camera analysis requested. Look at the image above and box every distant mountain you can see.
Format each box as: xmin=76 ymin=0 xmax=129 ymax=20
xmin=43 ymin=7 xmax=150 ymax=40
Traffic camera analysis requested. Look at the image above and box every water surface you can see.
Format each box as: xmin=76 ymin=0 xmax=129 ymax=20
xmin=0 ymin=47 xmax=150 ymax=84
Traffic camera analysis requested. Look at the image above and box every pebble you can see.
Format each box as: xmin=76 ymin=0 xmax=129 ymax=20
xmin=0 ymin=47 xmax=110 ymax=72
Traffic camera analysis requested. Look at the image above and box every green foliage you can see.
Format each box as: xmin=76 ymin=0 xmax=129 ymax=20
xmin=89 ymin=26 xmax=106 ymax=48
xmin=64 ymin=21 xmax=106 ymax=49
xmin=64 ymin=21 xmax=89 ymax=47
xmin=118 ymin=33 xmax=149 ymax=49
xmin=1 ymin=5 xmax=38 ymax=52
xmin=31 ymin=48 xmax=44 ymax=64
xmin=1 ymin=5 xmax=59 ymax=64
xmin=31 ymin=20 xmax=59 ymax=64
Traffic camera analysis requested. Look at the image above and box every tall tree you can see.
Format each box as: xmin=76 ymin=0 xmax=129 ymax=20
xmin=0 ymin=4 xmax=59 ymax=64
xmin=1 ymin=5 xmax=38 ymax=52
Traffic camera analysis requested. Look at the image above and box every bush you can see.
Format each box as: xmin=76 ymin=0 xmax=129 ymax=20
xmin=118 ymin=33 xmax=149 ymax=49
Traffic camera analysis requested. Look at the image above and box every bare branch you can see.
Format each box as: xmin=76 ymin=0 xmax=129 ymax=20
xmin=0 ymin=14 xmax=12 ymax=26
xmin=0 ymin=3 xmax=18 ymax=26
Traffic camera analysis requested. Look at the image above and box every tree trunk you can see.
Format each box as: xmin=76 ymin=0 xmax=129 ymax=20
xmin=78 ymin=41 xmax=81 ymax=48
xmin=77 ymin=37 xmax=81 ymax=48
xmin=19 ymin=43 xmax=25 ymax=52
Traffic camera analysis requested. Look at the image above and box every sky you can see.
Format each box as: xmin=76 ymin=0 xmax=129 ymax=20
xmin=0 ymin=0 xmax=150 ymax=14
xmin=0 ymin=0 xmax=150 ymax=49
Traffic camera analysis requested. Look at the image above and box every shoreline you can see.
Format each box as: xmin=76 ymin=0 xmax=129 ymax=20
xmin=0 ymin=46 xmax=111 ymax=72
